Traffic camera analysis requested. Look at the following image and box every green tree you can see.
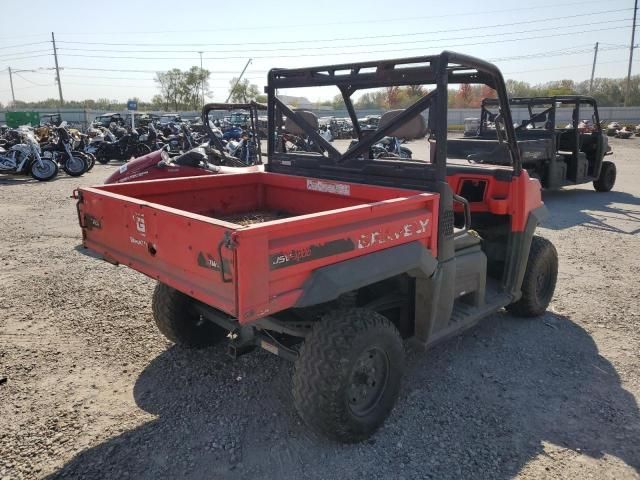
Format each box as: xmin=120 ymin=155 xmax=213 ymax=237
xmin=154 ymin=67 xmax=210 ymax=110
xmin=505 ymin=80 xmax=534 ymax=98
xmin=228 ymin=78 xmax=260 ymax=103
xmin=180 ymin=66 xmax=210 ymax=109
xmin=155 ymin=69 xmax=183 ymax=110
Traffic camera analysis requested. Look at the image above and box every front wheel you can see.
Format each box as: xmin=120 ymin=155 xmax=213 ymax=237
xmin=506 ymin=236 xmax=558 ymax=317
xmin=400 ymin=147 xmax=412 ymax=159
xmin=292 ymin=308 xmax=404 ymax=443
xmin=134 ymin=144 xmax=151 ymax=158
xmin=593 ymin=160 xmax=616 ymax=192
xmin=30 ymin=158 xmax=58 ymax=181
xmin=62 ymin=154 xmax=88 ymax=177
xmin=152 ymin=283 xmax=227 ymax=348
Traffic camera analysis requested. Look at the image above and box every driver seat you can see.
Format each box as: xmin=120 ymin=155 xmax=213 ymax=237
xmin=377 ymin=110 xmax=427 ymax=139
xmin=285 ymin=110 xmax=319 ymax=135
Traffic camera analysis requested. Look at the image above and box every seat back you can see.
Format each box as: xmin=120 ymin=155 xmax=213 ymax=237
xmin=377 ymin=110 xmax=427 ymax=139
xmin=285 ymin=110 xmax=319 ymax=135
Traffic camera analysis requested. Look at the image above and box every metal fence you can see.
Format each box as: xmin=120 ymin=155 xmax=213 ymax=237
xmin=3 ymin=106 xmax=640 ymax=130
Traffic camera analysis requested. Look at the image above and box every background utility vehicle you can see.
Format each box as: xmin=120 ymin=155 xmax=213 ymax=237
xmin=76 ymin=52 xmax=558 ymax=443
xmin=467 ymin=96 xmax=615 ymax=192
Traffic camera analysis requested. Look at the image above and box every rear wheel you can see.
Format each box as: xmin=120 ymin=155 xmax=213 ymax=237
xmin=507 ymin=236 xmax=558 ymax=317
xmin=292 ymin=308 xmax=404 ymax=443
xmin=30 ymin=158 xmax=58 ymax=181
xmin=84 ymin=153 xmax=96 ymax=171
xmin=151 ymin=282 xmax=227 ymax=348
xmin=96 ymin=151 xmax=109 ymax=164
xmin=62 ymin=154 xmax=88 ymax=176
xmin=593 ymin=160 xmax=616 ymax=192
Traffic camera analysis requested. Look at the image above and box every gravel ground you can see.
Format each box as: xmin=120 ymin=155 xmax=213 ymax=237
xmin=1 ymin=138 xmax=639 ymax=479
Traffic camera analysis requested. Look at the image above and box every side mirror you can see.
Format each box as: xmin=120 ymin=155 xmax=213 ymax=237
xmin=158 ymin=149 xmax=171 ymax=167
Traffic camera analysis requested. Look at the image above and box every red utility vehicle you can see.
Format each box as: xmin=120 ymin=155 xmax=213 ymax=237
xmin=76 ymin=52 xmax=558 ymax=443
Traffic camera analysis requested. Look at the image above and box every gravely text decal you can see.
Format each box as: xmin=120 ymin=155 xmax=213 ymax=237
xmin=357 ymin=218 xmax=430 ymax=249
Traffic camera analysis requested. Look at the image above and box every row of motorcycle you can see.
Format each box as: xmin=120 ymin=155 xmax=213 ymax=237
xmin=86 ymin=121 xmax=208 ymax=164
xmin=0 ymin=119 xmax=209 ymax=181
xmin=0 ymin=125 xmax=93 ymax=181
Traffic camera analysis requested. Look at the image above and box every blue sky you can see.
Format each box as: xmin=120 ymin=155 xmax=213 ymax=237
xmin=0 ymin=0 xmax=636 ymax=104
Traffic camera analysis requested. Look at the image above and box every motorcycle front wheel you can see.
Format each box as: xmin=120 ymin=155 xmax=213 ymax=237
xmin=30 ymin=158 xmax=59 ymax=181
xmin=400 ymin=147 xmax=412 ymax=159
xmin=134 ymin=144 xmax=152 ymax=158
xmin=63 ymin=154 xmax=88 ymax=177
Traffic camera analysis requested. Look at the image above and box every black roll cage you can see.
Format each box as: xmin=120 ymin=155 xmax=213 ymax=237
xmin=266 ymin=51 xmax=522 ymax=179
xmin=481 ymin=95 xmax=601 ymax=134
xmin=202 ymin=101 xmax=267 ymax=162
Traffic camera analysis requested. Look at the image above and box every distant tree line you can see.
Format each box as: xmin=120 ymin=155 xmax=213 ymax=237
xmin=4 ymin=73 xmax=640 ymax=111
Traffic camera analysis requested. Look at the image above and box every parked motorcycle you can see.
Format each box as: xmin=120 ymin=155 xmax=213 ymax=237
xmin=138 ymin=123 xmax=164 ymax=151
xmin=72 ymin=133 xmax=96 ymax=171
xmin=371 ymin=136 xmax=412 ymax=159
xmin=0 ymin=128 xmax=58 ymax=181
xmin=41 ymin=126 xmax=89 ymax=177
xmin=95 ymin=127 xmax=151 ymax=164
xmin=226 ymin=132 xmax=259 ymax=165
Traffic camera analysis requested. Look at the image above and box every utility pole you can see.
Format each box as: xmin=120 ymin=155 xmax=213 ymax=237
xmin=198 ymin=51 xmax=205 ymax=107
xmin=51 ymin=32 xmax=64 ymax=106
xmin=625 ymin=0 xmax=638 ymax=106
xmin=225 ymin=59 xmax=252 ymax=103
xmin=589 ymin=42 xmax=599 ymax=94
xmin=8 ymin=67 xmax=15 ymax=104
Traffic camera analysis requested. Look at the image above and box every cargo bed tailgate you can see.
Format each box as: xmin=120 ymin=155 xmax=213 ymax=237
xmin=77 ymin=187 xmax=238 ymax=315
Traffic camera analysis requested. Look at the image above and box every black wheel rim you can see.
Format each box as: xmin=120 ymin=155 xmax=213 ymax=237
xmin=347 ymin=347 xmax=389 ymax=417
xmin=535 ymin=258 xmax=554 ymax=304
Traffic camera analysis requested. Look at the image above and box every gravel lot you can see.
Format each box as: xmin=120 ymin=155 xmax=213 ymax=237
xmin=1 ymin=138 xmax=639 ymax=479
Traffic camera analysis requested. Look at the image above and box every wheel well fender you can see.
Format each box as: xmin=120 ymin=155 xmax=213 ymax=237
xmin=294 ymin=241 xmax=437 ymax=308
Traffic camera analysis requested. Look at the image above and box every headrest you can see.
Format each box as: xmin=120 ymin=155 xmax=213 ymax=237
xmin=285 ymin=110 xmax=318 ymax=135
xmin=378 ymin=110 xmax=427 ymax=139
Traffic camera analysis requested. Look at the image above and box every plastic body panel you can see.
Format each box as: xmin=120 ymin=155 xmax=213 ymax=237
xmin=77 ymin=172 xmax=439 ymax=324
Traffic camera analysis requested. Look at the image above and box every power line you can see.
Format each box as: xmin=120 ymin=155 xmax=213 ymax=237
xmin=13 ymin=72 xmax=52 ymax=87
xmin=21 ymin=44 xmax=630 ymax=79
xmin=503 ymin=59 xmax=629 ymax=76
xmin=0 ymin=49 xmax=52 ymax=59
xmin=0 ymin=54 xmax=51 ymax=63
xmin=46 ymin=0 xmax=629 ymax=36
xmin=55 ymin=23 xmax=633 ymax=61
xmin=55 ymin=18 xmax=632 ymax=56
xmin=58 ymin=19 xmax=629 ymax=60
xmin=0 ymin=83 xmax=55 ymax=94
xmin=55 ymin=8 xmax=630 ymax=49
xmin=0 ymin=41 xmax=49 ymax=50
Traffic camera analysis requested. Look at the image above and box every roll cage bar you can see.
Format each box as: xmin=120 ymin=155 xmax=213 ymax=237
xmin=481 ymin=95 xmax=601 ymax=134
xmin=202 ymin=101 xmax=267 ymax=162
xmin=266 ymin=51 xmax=522 ymax=179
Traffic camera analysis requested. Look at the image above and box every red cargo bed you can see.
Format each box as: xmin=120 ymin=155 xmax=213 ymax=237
xmin=77 ymin=172 xmax=439 ymax=323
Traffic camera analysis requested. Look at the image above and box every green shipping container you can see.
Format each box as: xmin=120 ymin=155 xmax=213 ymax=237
xmin=5 ymin=111 xmax=40 ymax=128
